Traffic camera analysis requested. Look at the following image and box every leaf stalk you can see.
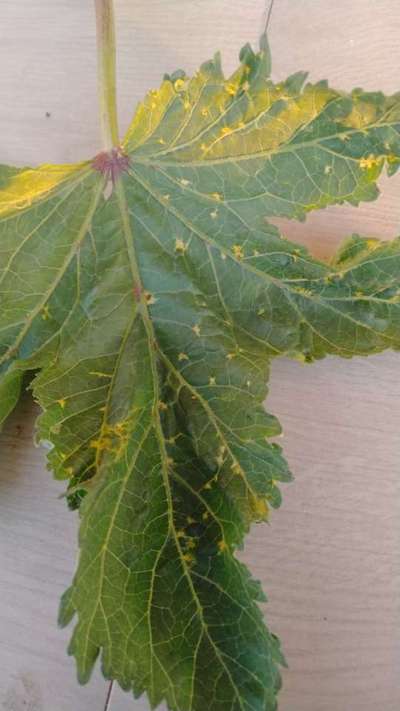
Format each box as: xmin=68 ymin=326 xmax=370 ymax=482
xmin=94 ymin=0 xmax=120 ymax=150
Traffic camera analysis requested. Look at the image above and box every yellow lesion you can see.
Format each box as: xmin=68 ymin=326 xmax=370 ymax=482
xmin=174 ymin=78 xmax=186 ymax=92
xmin=359 ymin=155 xmax=382 ymax=169
xmin=218 ymin=540 xmax=229 ymax=553
xmin=90 ymin=436 xmax=113 ymax=453
xmin=144 ymin=291 xmax=156 ymax=305
xmin=344 ymin=100 xmax=378 ymax=129
xmin=192 ymin=324 xmax=201 ymax=337
xmin=175 ymin=238 xmax=188 ymax=254
xmin=387 ymin=153 xmax=400 ymax=165
xmin=57 ymin=398 xmax=67 ymax=409
xmin=182 ymin=553 xmax=194 ymax=564
xmin=0 ymin=162 xmax=88 ymax=218
xmin=233 ymin=244 xmax=244 ymax=260
xmin=90 ymin=420 xmax=129 ymax=458
xmin=178 ymin=352 xmax=189 ymax=362
xmin=40 ymin=305 xmax=51 ymax=321
xmin=295 ymin=287 xmax=314 ymax=297
xmin=251 ymin=497 xmax=269 ymax=520
xmin=225 ymin=82 xmax=238 ymax=96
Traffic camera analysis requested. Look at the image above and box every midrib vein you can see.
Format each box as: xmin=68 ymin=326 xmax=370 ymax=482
xmin=115 ymin=177 xmax=246 ymax=707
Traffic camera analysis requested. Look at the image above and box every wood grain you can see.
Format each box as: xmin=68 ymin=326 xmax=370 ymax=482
xmin=0 ymin=1 xmax=399 ymax=710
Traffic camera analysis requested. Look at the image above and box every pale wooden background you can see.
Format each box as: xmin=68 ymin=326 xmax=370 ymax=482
xmin=0 ymin=2 xmax=399 ymax=710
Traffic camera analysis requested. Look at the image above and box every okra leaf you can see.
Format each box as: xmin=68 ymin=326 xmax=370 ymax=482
xmin=1 ymin=36 xmax=400 ymax=711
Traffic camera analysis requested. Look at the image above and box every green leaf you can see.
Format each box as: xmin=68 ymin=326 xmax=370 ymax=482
xmin=1 ymin=37 xmax=400 ymax=711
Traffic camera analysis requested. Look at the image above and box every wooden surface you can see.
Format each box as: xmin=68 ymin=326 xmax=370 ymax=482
xmin=0 ymin=1 xmax=399 ymax=710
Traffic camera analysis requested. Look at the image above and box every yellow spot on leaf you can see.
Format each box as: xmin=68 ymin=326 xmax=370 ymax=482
xmin=144 ymin=291 xmax=156 ymax=304
xmin=57 ymin=399 xmax=66 ymax=409
xmin=90 ymin=437 xmax=113 ymax=452
xmin=209 ymin=376 xmax=216 ymax=386
xmin=192 ymin=324 xmax=201 ymax=337
xmin=253 ymin=498 xmax=269 ymax=519
xmin=175 ymin=238 xmax=188 ymax=253
xmin=359 ymin=155 xmax=381 ymax=169
xmin=221 ymin=126 xmax=233 ymax=136
xmin=233 ymin=244 xmax=244 ymax=260
xmin=178 ymin=352 xmax=189 ymax=362
xmin=225 ymin=83 xmax=237 ymax=96
xmin=210 ymin=192 xmax=222 ymax=201
xmin=158 ymin=401 xmax=168 ymax=411
xmin=182 ymin=553 xmax=194 ymax=564
xmin=174 ymin=78 xmax=186 ymax=92
xmin=218 ymin=540 xmax=229 ymax=553
xmin=42 ymin=305 xmax=50 ymax=320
